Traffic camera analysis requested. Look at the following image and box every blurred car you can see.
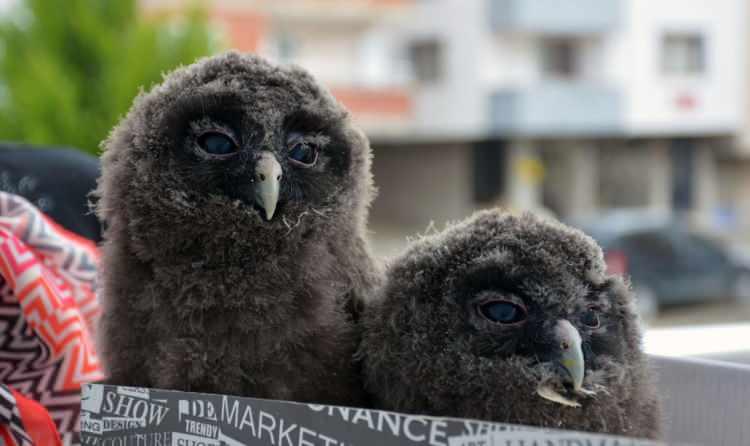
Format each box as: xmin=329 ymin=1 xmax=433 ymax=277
xmin=571 ymin=210 xmax=750 ymax=320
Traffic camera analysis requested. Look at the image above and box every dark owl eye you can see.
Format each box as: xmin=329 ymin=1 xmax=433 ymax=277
xmin=288 ymin=142 xmax=318 ymax=167
xmin=581 ymin=307 xmax=600 ymax=328
xmin=198 ymin=132 xmax=237 ymax=156
xmin=478 ymin=300 xmax=527 ymax=324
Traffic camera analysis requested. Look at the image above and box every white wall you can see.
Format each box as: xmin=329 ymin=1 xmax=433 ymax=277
xmin=614 ymin=0 xmax=746 ymax=135
xmin=398 ymin=0 xmax=486 ymax=138
xmin=400 ymin=0 xmax=747 ymax=139
xmin=370 ymin=143 xmax=475 ymax=227
xmin=260 ymin=0 xmax=747 ymax=140
xmin=261 ymin=25 xmax=361 ymax=86
xmin=480 ymin=35 xmax=540 ymax=88
xmin=261 ymin=18 xmax=409 ymax=89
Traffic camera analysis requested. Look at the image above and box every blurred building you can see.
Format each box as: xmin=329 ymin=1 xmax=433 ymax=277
xmin=142 ymin=0 xmax=414 ymax=131
xmin=375 ymin=0 xmax=747 ymax=236
xmin=142 ymin=0 xmax=749 ymax=239
xmin=730 ymin=0 xmax=750 ymax=237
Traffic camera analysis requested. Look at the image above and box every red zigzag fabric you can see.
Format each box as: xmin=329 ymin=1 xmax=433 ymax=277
xmin=0 ymin=192 xmax=103 ymax=445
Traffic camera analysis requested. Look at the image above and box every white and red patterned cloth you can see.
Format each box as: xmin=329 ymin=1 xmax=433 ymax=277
xmin=0 ymin=383 xmax=62 ymax=445
xmin=0 ymin=191 xmax=103 ymax=445
xmin=0 ymin=383 xmax=34 ymax=446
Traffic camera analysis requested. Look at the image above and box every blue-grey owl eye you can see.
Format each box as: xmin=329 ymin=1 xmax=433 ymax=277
xmin=288 ymin=142 xmax=318 ymax=167
xmin=198 ymin=132 xmax=237 ymax=156
xmin=479 ymin=301 xmax=527 ymax=324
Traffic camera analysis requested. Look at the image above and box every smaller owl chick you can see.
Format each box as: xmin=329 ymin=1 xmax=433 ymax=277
xmin=358 ymin=210 xmax=662 ymax=439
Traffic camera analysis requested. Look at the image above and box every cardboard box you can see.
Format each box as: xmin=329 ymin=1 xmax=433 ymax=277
xmin=650 ymin=355 xmax=750 ymax=445
xmin=79 ymin=384 xmax=659 ymax=446
xmin=79 ymin=355 xmax=750 ymax=446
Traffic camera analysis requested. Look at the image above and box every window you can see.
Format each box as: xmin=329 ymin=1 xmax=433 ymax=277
xmin=275 ymin=33 xmax=298 ymax=64
xmin=662 ymin=33 xmax=705 ymax=75
xmin=540 ymin=39 xmax=579 ymax=78
xmin=472 ymin=141 xmax=505 ymax=203
xmin=409 ymin=40 xmax=442 ymax=83
xmin=670 ymin=140 xmax=695 ymax=211
xmin=358 ymin=33 xmax=390 ymax=87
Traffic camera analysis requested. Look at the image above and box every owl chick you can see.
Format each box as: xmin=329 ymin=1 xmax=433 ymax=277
xmin=95 ymin=52 xmax=381 ymax=406
xmin=358 ymin=210 xmax=661 ymax=439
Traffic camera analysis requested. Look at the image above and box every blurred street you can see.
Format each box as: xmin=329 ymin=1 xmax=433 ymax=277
xmin=651 ymin=300 xmax=750 ymax=327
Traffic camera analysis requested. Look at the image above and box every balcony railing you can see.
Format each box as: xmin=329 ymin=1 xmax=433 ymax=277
xmin=490 ymin=0 xmax=621 ymax=33
xmin=490 ymin=81 xmax=623 ymax=136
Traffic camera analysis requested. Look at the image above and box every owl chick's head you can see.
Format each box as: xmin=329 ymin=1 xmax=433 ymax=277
xmin=97 ymin=52 xmax=374 ymax=257
xmin=360 ymin=210 xmax=661 ymax=438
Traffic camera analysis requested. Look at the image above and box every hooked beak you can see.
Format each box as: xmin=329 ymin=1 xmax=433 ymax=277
xmin=553 ymin=319 xmax=585 ymax=391
xmin=254 ymin=152 xmax=282 ymax=221
xmin=536 ymin=319 xmax=590 ymax=408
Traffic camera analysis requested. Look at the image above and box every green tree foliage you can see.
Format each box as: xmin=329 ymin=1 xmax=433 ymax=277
xmin=0 ymin=0 xmax=219 ymax=155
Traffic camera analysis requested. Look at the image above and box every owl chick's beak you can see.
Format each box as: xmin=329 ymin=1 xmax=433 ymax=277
xmin=553 ymin=319 xmax=586 ymax=392
xmin=536 ymin=319 xmax=591 ymax=408
xmin=254 ymin=152 xmax=282 ymax=221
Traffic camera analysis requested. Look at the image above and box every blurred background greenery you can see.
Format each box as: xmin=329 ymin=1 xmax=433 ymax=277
xmin=0 ymin=0 xmax=217 ymax=155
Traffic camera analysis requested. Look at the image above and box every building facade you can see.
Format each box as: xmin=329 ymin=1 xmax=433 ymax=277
xmin=376 ymin=0 xmax=747 ymax=237
xmin=142 ymin=0 xmax=749 ymax=240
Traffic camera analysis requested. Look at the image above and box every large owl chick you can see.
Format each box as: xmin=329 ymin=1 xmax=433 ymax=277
xmin=95 ymin=51 xmax=381 ymax=405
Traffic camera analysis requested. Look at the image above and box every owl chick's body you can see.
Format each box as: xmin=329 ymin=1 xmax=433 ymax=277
xmin=95 ymin=52 xmax=381 ymax=406
xmin=359 ymin=210 xmax=661 ymax=439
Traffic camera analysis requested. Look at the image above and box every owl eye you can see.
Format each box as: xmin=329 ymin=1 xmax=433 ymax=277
xmin=288 ymin=142 xmax=318 ymax=167
xmin=581 ymin=307 xmax=600 ymax=328
xmin=478 ymin=300 xmax=527 ymax=325
xmin=198 ymin=132 xmax=238 ymax=156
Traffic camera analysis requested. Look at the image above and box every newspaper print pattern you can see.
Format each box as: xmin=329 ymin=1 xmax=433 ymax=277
xmin=81 ymin=384 xmax=665 ymax=446
xmin=0 ymin=192 xmax=104 ymax=445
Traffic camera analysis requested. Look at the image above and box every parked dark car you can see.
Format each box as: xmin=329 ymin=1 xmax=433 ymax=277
xmin=572 ymin=212 xmax=750 ymax=320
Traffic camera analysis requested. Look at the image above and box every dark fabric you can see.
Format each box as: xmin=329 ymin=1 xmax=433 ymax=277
xmin=0 ymin=143 xmax=101 ymax=242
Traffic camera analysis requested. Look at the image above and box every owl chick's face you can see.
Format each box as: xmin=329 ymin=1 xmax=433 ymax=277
xmin=101 ymin=52 xmax=373 ymax=248
xmin=361 ymin=211 xmax=659 ymax=436
xmin=451 ymin=251 xmax=629 ymax=403
xmin=162 ymin=89 xmax=350 ymax=223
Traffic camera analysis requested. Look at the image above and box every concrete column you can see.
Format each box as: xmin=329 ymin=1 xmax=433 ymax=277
xmin=646 ymin=140 xmax=672 ymax=213
xmin=505 ymin=140 xmax=543 ymax=212
xmin=564 ymin=142 xmax=598 ymax=218
xmin=693 ymin=142 xmax=720 ymax=227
